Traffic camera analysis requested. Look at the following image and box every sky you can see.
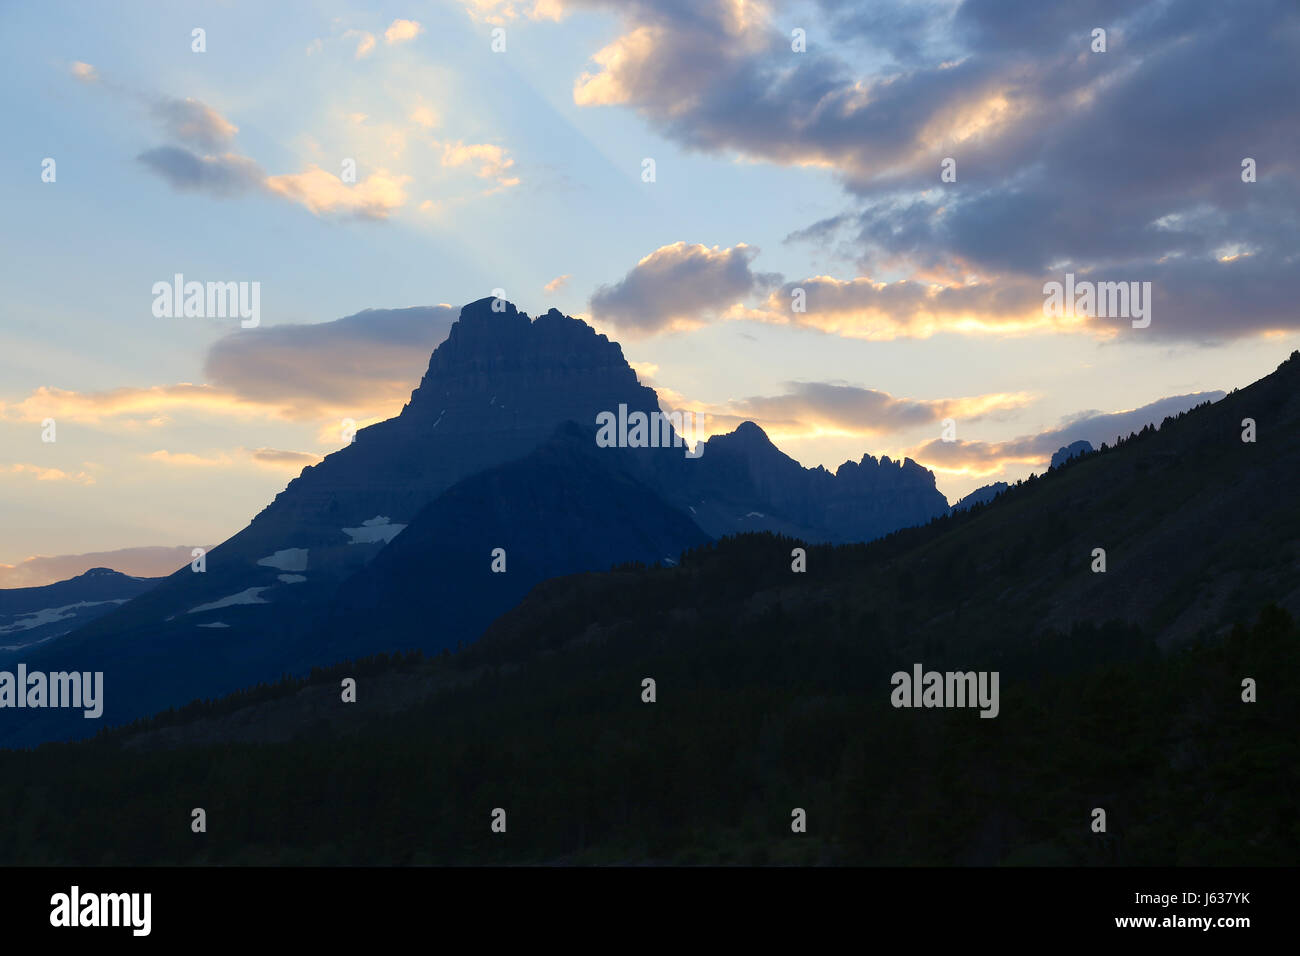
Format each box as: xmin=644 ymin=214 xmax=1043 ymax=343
xmin=1 ymin=0 xmax=1297 ymax=583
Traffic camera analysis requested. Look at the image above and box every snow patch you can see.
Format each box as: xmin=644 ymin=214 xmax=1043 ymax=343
xmin=343 ymin=516 xmax=406 ymax=545
xmin=277 ymin=574 xmax=307 ymax=584
xmin=197 ymin=622 xmax=230 ymax=628
xmin=0 ymin=599 xmax=129 ymax=635
xmin=187 ymin=587 xmax=270 ymax=614
xmin=257 ymin=548 xmax=309 ymax=572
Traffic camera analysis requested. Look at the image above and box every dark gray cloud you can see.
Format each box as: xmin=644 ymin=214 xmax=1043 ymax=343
xmin=573 ymin=0 xmax=1300 ymax=340
xmin=590 ymin=242 xmax=779 ymax=335
xmin=203 ymin=305 xmax=458 ymax=414
xmin=137 ymin=146 xmax=265 ymax=196
xmin=727 ymin=380 xmax=1029 ymax=435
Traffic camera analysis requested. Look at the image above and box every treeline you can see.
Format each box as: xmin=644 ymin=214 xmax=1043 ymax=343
xmin=0 ymin=602 xmax=1293 ymax=866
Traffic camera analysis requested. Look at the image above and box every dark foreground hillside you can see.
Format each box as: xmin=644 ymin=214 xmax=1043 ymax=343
xmin=0 ymin=582 xmax=1295 ymax=865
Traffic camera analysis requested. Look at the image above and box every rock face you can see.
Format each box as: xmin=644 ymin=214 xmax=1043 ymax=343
xmin=238 ymin=299 xmax=665 ymax=571
xmin=951 ymin=482 xmax=1010 ymax=514
xmin=676 ymin=421 xmax=949 ymax=543
xmin=1050 ymin=440 xmax=1094 ymax=469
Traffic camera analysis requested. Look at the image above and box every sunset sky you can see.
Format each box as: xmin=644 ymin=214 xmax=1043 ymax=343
xmin=2 ymin=0 xmax=1297 ymax=581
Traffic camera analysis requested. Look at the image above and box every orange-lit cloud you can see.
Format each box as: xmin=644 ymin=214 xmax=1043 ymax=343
xmin=0 ymin=384 xmax=269 ymax=424
xmin=751 ymin=275 xmax=1092 ymax=341
xmin=461 ymin=0 xmax=564 ymax=25
xmin=69 ymin=60 xmax=99 ymax=84
xmin=345 ymin=29 xmax=376 ymax=58
xmin=384 ymin=19 xmax=423 ymax=44
xmin=264 ymin=165 xmax=410 ymax=219
xmin=4 ymin=463 xmax=97 ymax=486
xmin=650 ymin=381 xmax=1033 ymax=445
xmin=436 ymin=140 xmax=519 ymax=191
xmin=145 ymin=447 xmax=323 ymax=472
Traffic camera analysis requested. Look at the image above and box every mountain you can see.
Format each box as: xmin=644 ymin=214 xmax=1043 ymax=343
xmin=288 ymin=421 xmax=711 ymax=669
xmin=1050 ymin=440 xmax=1094 ymax=469
xmin=678 ymin=420 xmax=948 ymax=543
xmin=7 ymin=352 xmax=1298 ymax=865
xmin=0 ymin=546 xmax=206 ymax=589
xmin=3 ymin=299 xmax=946 ymax=745
xmin=0 ymin=568 xmax=160 ymax=657
xmin=950 ymin=481 xmax=1009 ymax=514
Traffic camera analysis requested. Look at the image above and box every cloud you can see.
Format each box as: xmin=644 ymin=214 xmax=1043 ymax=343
xmin=3 ymin=464 xmax=96 ymax=485
xmin=79 ymin=62 xmax=504 ymax=225
xmin=136 ymin=146 xmax=265 ymax=196
xmin=248 ymin=448 xmax=324 ymax=469
xmin=1 ymin=306 xmax=459 ymax=429
xmin=151 ymin=97 xmax=239 ymax=151
xmin=908 ymin=390 xmax=1225 ymax=476
xmin=264 ymin=164 xmax=410 ymax=219
xmin=0 ymin=546 xmax=212 ymax=589
xmin=409 ymin=104 xmax=438 ymax=128
xmin=655 ymin=381 xmax=1031 ymax=444
xmin=544 ymin=274 xmax=572 ymax=293
xmin=754 ymin=274 xmax=1074 ymax=340
xmin=461 ymin=0 xmax=564 ymax=25
xmin=0 ymin=384 xmax=262 ymax=424
xmin=202 ymin=305 xmax=459 ymax=420
xmin=137 ymin=142 xmax=410 ymax=219
xmin=564 ymin=0 xmax=1300 ymax=342
xmin=145 ymin=450 xmax=234 ymax=467
xmin=346 ymin=29 xmax=377 ymax=58
xmin=590 ymin=242 xmax=779 ymax=335
xmin=69 ymin=61 xmax=98 ymax=83
xmin=437 ymin=140 xmax=519 ymax=191
xmin=725 ymin=382 xmax=1033 ymax=439
xmin=385 ymin=19 xmax=423 ymax=44
xmin=144 ymin=448 xmax=323 ymax=471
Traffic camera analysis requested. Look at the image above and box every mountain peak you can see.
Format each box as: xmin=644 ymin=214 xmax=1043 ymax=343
xmin=730 ymin=420 xmax=774 ymax=444
xmin=400 ymin=300 xmax=645 ymax=426
xmin=1050 ymin=440 xmax=1094 ymax=469
xmin=79 ymin=567 xmax=124 ymax=579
